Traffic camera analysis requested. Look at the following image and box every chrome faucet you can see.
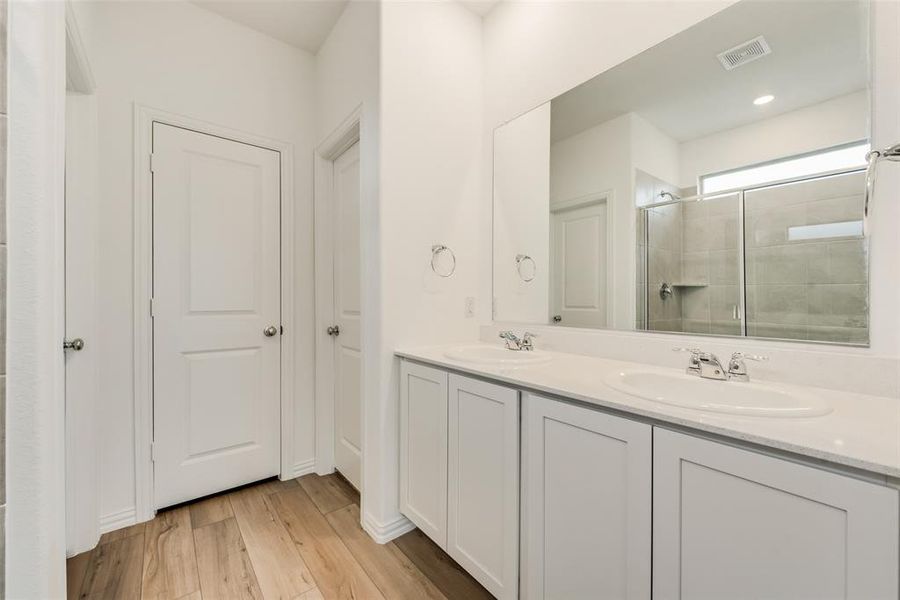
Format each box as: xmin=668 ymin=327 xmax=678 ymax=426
xmin=674 ymin=347 xmax=728 ymax=380
xmin=675 ymin=347 xmax=768 ymax=381
xmin=726 ymin=352 xmax=769 ymax=382
xmin=499 ymin=330 xmax=537 ymax=351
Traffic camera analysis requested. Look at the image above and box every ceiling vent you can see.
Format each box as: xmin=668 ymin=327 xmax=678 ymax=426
xmin=717 ymin=36 xmax=772 ymax=71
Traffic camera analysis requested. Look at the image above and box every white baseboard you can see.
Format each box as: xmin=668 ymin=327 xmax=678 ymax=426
xmin=362 ymin=510 xmax=416 ymax=544
xmin=292 ymin=458 xmax=317 ymax=478
xmin=99 ymin=507 xmax=137 ymax=534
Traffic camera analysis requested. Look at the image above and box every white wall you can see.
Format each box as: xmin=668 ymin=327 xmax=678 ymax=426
xmin=493 ymin=103 xmax=551 ymax=323
xmin=549 ymin=114 xmax=632 ymax=328
xmin=313 ymin=0 xmax=383 ymax=529
xmin=373 ymin=0 xmax=484 ymax=538
xmin=7 ymin=1 xmax=68 ymax=596
xmin=679 ymin=90 xmax=869 ymax=188
xmin=631 ymin=113 xmax=680 ymax=189
xmin=73 ymin=0 xmax=317 ymax=526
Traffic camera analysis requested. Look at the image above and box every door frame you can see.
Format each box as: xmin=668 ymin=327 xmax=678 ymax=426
xmin=313 ymin=107 xmax=361 ymax=476
xmin=132 ymin=104 xmax=296 ymax=523
xmin=549 ymin=189 xmax=615 ymax=328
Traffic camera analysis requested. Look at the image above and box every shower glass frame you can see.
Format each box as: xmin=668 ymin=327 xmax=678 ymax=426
xmin=637 ymin=165 xmax=868 ymax=346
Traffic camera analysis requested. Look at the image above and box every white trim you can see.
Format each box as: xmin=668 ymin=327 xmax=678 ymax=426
xmin=98 ymin=507 xmax=137 ymax=535
xmin=6 ymin=1 xmax=68 ymax=595
xmin=549 ymin=189 xmax=610 ymax=213
xmin=64 ymin=2 xmax=95 ymax=94
xmin=132 ymin=104 xmax=296 ymax=521
xmin=314 ymin=107 xmax=362 ymax=476
xmin=292 ymin=458 xmax=318 ymax=479
xmin=362 ymin=511 xmax=416 ymax=545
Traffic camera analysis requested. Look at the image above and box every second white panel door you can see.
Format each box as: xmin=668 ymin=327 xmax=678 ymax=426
xmin=152 ymin=123 xmax=281 ymax=509
xmin=551 ymin=200 xmax=608 ymax=328
xmin=333 ymin=141 xmax=363 ymax=489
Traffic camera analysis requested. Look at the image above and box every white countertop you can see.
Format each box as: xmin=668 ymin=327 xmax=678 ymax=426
xmin=396 ymin=343 xmax=900 ymax=479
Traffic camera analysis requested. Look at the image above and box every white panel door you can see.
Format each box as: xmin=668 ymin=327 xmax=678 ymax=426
xmin=399 ymin=361 xmax=449 ymax=547
xmin=332 ymin=141 xmax=363 ymax=489
xmin=551 ymin=201 xmax=608 ymax=328
xmin=152 ymin=123 xmax=281 ymax=509
xmin=448 ymin=374 xmax=519 ymax=600
xmin=523 ymin=394 xmax=652 ymax=600
xmin=654 ymin=428 xmax=899 ymax=600
xmin=65 ymin=93 xmax=100 ymax=554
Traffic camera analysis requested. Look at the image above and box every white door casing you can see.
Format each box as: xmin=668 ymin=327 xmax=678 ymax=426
xmin=332 ymin=141 xmax=363 ymax=490
xmin=653 ymin=428 xmax=899 ymax=599
xmin=551 ymin=199 xmax=609 ymax=328
xmin=152 ymin=123 xmax=282 ymax=509
xmin=522 ymin=394 xmax=652 ymax=600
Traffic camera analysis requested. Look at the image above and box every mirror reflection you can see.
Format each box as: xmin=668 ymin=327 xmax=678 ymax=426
xmin=492 ymin=0 xmax=870 ymax=345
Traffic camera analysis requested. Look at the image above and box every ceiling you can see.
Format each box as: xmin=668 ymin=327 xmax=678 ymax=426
xmin=460 ymin=0 xmax=500 ymax=17
xmin=191 ymin=0 xmax=350 ymax=53
xmin=550 ymin=0 xmax=869 ymax=143
xmin=192 ymin=0 xmax=500 ymax=54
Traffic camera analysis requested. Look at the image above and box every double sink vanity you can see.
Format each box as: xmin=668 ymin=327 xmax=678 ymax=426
xmin=397 ymin=338 xmax=900 ymax=600
xmin=398 ymin=1 xmax=900 ymax=597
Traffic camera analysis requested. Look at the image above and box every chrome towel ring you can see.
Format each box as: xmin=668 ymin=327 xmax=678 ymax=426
xmin=864 ymin=142 xmax=900 ymax=235
xmin=516 ymin=254 xmax=536 ymax=282
xmin=431 ymin=244 xmax=456 ymax=278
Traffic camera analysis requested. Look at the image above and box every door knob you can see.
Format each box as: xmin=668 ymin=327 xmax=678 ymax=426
xmin=552 ymin=315 xmax=562 ymax=323
xmin=263 ymin=325 xmax=278 ymax=337
xmin=63 ymin=338 xmax=85 ymax=351
xmin=327 ymin=325 xmax=340 ymax=336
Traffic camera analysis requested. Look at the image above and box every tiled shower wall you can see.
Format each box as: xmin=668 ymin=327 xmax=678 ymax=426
xmin=642 ymin=170 xmax=867 ymax=344
xmin=744 ymin=171 xmax=867 ymax=344
xmin=679 ymin=194 xmax=742 ymax=336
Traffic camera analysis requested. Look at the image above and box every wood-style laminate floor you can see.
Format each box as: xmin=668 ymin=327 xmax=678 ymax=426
xmin=67 ymin=474 xmax=493 ymax=600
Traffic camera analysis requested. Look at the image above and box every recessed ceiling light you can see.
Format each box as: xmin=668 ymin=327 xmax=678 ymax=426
xmin=753 ymin=94 xmax=775 ymax=106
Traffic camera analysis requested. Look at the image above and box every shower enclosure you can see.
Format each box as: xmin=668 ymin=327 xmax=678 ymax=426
xmin=637 ymin=168 xmax=868 ymax=344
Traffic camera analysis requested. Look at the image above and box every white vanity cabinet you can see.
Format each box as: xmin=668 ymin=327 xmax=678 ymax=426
xmin=399 ymin=361 xmax=449 ymax=546
xmin=447 ymin=374 xmax=519 ymax=600
xmin=399 ymin=361 xmax=520 ymax=599
xmin=522 ymin=394 xmax=652 ymax=600
xmin=653 ymin=428 xmax=899 ymax=600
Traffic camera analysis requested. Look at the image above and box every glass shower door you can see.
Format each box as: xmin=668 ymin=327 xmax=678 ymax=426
xmin=743 ymin=170 xmax=868 ymax=344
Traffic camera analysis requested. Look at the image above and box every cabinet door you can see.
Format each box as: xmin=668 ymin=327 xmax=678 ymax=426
xmin=399 ymin=361 xmax=448 ymax=547
xmin=523 ymin=394 xmax=652 ymax=600
xmin=654 ymin=428 xmax=899 ymax=600
xmin=448 ymin=374 xmax=519 ymax=599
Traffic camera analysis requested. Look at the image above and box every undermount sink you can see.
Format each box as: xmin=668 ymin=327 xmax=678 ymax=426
xmin=604 ymin=369 xmax=833 ymax=418
xmin=443 ymin=344 xmax=552 ymax=367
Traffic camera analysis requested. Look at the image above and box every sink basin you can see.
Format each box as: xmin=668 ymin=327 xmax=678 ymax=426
xmin=443 ymin=344 xmax=552 ymax=367
xmin=604 ymin=369 xmax=832 ymax=418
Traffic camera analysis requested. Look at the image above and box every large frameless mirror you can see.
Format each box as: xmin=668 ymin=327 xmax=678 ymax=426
xmin=492 ymin=0 xmax=870 ymax=345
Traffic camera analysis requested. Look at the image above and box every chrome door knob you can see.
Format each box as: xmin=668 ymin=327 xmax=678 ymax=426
xmin=63 ymin=338 xmax=85 ymax=351
xmin=263 ymin=325 xmax=278 ymax=337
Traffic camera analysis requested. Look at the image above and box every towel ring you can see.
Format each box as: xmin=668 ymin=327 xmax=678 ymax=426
xmin=516 ymin=254 xmax=536 ymax=282
xmin=864 ymin=142 xmax=900 ymax=236
xmin=431 ymin=244 xmax=456 ymax=278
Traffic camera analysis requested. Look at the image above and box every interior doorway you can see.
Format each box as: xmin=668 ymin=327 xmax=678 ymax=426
xmin=151 ymin=123 xmax=283 ymax=508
